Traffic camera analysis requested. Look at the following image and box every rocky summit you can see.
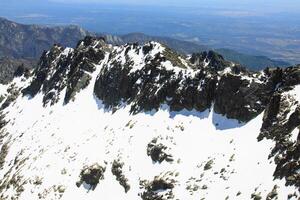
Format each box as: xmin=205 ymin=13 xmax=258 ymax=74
xmin=0 ymin=36 xmax=299 ymax=200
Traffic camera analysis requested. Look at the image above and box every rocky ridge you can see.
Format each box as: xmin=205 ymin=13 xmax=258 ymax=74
xmin=0 ymin=36 xmax=299 ymax=199
xmin=21 ymin=36 xmax=282 ymax=123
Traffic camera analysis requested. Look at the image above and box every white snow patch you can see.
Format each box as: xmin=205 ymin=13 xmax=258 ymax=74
xmin=61 ymin=47 xmax=74 ymax=56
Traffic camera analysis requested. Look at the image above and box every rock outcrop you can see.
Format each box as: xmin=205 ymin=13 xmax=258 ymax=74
xmin=111 ymin=160 xmax=131 ymax=193
xmin=147 ymin=137 xmax=173 ymax=163
xmin=76 ymin=163 xmax=106 ymax=191
xmin=259 ymin=66 xmax=300 ymax=190
xmin=22 ymin=37 xmax=107 ymax=105
xmin=140 ymin=172 xmax=177 ymax=200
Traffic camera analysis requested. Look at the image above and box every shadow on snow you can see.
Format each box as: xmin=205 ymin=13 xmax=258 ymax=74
xmin=94 ymin=96 xmax=246 ymax=131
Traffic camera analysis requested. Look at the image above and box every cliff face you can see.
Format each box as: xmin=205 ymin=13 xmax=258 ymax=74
xmin=259 ymin=67 xmax=300 ymax=189
xmin=0 ymin=37 xmax=299 ymax=200
xmin=21 ymin=36 xmax=283 ymax=123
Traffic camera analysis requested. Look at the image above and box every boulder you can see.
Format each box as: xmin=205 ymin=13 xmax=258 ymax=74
xmin=147 ymin=138 xmax=173 ymax=163
xmin=111 ymin=160 xmax=130 ymax=193
xmin=140 ymin=172 xmax=176 ymax=200
xmin=76 ymin=163 xmax=106 ymax=190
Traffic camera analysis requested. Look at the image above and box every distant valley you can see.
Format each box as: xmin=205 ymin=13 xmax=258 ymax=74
xmin=0 ymin=17 xmax=291 ymax=83
xmin=1 ymin=1 xmax=299 ymax=64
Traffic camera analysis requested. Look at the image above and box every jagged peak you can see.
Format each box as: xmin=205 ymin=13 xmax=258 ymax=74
xmin=76 ymin=36 xmax=106 ymax=49
xmin=189 ymin=50 xmax=234 ymax=71
xmin=18 ymin=37 xmax=267 ymax=109
xmin=109 ymin=40 xmax=193 ymax=72
xmin=40 ymin=38 xmax=239 ymax=77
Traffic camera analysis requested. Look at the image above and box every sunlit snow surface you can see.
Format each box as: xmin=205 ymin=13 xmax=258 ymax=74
xmin=0 ymin=63 xmax=299 ymax=200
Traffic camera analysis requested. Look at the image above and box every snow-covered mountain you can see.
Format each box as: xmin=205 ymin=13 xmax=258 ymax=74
xmin=0 ymin=36 xmax=299 ymax=200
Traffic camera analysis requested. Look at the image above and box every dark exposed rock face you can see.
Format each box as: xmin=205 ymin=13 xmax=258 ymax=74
xmin=214 ymin=69 xmax=280 ymax=122
xmin=63 ymin=37 xmax=106 ymax=104
xmin=97 ymin=56 xmax=217 ymax=114
xmin=22 ymin=37 xmax=107 ymax=105
xmin=190 ymin=51 xmax=229 ymax=70
xmin=20 ymin=37 xmax=294 ymax=124
xmin=94 ymin=41 xmax=280 ymax=122
xmin=13 ymin=37 xmax=283 ymax=124
xmin=259 ymin=66 xmax=300 ymax=190
xmin=22 ymin=44 xmax=65 ymax=98
xmin=95 ymin=42 xmax=216 ymax=113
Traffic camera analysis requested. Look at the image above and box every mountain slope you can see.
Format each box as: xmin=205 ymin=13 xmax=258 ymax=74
xmin=0 ymin=16 xmax=287 ymax=69
xmin=0 ymin=17 xmax=91 ymax=59
xmin=0 ymin=57 xmax=36 ymax=84
xmin=215 ymin=48 xmax=290 ymax=70
xmin=0 ymin=37 xmax=299 ymax=200
xmin=0 ymin=17 xmax=93 ymax=84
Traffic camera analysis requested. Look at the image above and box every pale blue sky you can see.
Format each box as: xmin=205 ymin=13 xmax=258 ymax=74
xmin=5 ymin=0 xmax=300 ymax=8
xmin=48 ymin=0 xmax=300 ymax=8
xmin=5 ymin=0 xmax=291 ymax=14
xmin=2 ymin=0 xmax=300 ymax=12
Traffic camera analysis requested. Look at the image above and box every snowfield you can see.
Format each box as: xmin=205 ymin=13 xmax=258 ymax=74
xmin=0 ymin=61 xmax=299 ymax=200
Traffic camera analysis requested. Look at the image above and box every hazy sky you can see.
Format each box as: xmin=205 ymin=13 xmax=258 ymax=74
xmin=2 ymin=0 xmax=300 ymax=13
xmin=48 ymin=0 xmax=294 ymax=4
xmin=4 ymin=0 xmax=300 ymax=9
xmin=47 ymin=0 xmax=300 ymax=9
xmin=1 ymin=0 xmax=300 ymax=63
